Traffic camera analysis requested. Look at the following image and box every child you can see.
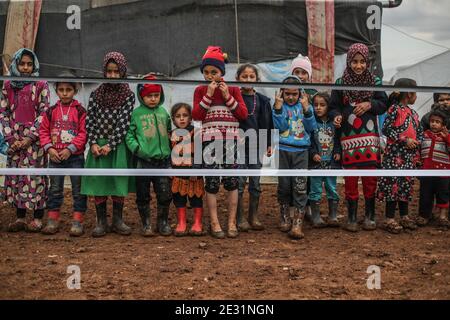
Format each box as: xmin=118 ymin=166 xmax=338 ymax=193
xmin=126 ymin=75 xmax=172 ymax=237
xmin=235 ymin=64 xmax=273 ymax=232
xmin=192 ymin=46 xmax=248 ymax=239
xmin=309 ymin=92 xmax=341 ymax=228
xmin=0 ymin=48 xmax=50 ymax=232
xmin=170 ymin=103 xmax=205 ymax=236
xmin=290 ymin=54 xmax=317 ymax=100
xmin=329 ymin=43 xmax=388 ymax=232
xmin=290 ymin=54 xmax=317 ymax=222
xmin=273 ymin=75 xmax=317 ymax=239
xmin=377 ymin=78 xmax=422 ymax=234
xmin=416 ymin=106 xmax=450 ymax=228
xmin=39 ymin=75 xmax=87 ymax=236
xmin=421 ymin=92 xmax=450 ymax=130
xmin=81 ymin=52 xmax=135 ymax=237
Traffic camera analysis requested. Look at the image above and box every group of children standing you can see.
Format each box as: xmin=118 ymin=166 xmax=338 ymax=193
xmin=0 ymin=44 xmax=449 ymax=240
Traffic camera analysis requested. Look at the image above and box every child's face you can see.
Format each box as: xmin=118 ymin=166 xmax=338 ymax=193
xmin=237 ymin=67 xmax=257 ymax=91
xmin=105 ymin=62 xmax=121 ymax=79
xmin=408 ymin=92 xmax=417 ymax=105
xmin=17 ymin=54 xmax=34 ymax=75
xmin=314 ymin=96 xmax=328 ymax=118
xmin=437 ymin=94 xmax=450 ymax=108
xmin=430 ymin=115 xmax=445 ymax=133
xmin=283 ymin=88 xmax=300 ymax=106
xmin=56 ymin=83 xmax=76 ymax=105
xmin=202 ymin=65 xmax=223 ymax=82
xmin=143 ymin=92 xmax=161 ymax=108
xmin=292 ymin=68 xmax=310 ymax=83
xmin=173 ymin=107 xmax=191 ymax=129
xmin=350 ymin=53 xmax=367 ymax=75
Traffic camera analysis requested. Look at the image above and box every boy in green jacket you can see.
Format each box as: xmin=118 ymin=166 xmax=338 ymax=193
xmin=126 ymin=75 xmax=172 ymax=237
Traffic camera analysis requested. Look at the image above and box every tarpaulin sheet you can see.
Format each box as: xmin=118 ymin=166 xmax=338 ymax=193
xmin=0 ymin=0 xmax=383 ymax=78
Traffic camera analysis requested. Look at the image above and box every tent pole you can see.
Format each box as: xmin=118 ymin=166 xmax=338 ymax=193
xmin=234 ymin=0 xmax=240 ymax=64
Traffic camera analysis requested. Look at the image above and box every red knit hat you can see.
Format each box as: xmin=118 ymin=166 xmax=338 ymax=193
xmin=139 ymin=75 xmax=162 ymax=98
xmin=200 ymin=46 xmax=228 ymax=75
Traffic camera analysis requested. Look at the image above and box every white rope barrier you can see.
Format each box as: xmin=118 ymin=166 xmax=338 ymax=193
xmin=0 ymin=168 xmax=449 ymax=177
xmin=1 ymin=76 xmax=449 ymax=93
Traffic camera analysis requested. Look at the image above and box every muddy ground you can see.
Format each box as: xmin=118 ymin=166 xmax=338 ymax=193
xmin=0 ymin=183 xmax=449 ymax=300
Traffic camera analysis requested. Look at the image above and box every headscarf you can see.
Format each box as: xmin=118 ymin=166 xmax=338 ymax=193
xmin=341 ymin=43 xmax=376 ymax=105
xmin=93 ymin=51 xmax=133 ymax=109
xmin=9 ymin=48 xmax=40 ymax=89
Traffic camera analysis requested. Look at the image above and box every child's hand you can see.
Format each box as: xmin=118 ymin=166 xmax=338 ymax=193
xmin=353 ymin=102 xmax=371 ymax=117
xmin=313 ymin=154 xmax=321 ymax=162
xmin=218 ymin=81 xmax=230 ymax=101
xmin=333 ymin=153 xmax=341 ymax=161
xmin=207 ymin=80 xmax=219 ymax=97
xmin=48 ymin=148 xmax=61 ymax=163
xmin=274 ymin=90 xmax=283 ymax=110
xmin=439 ymin=130 xmax=448 ymax=139
xmin=91 ymin=144 xmax=101 ymax=158
xmin=101 ymin=144 xmax=112 ymax=156
xmin=300 ymin=93 xmax=310 ymax=111
xmin=18 ymin=137 xmax=32 ymax=150
xmin=406 ymin=138 xmax=419 ymax=149
xmin=59 ymin=148 xmax=72 ymax=161
xmin=266 ymin=146 xmax=273 ymax=157
xmin=10 ymin=140 xmax=21 ymax=152
xmin=333 ymin=115 xmax=342 ymax=128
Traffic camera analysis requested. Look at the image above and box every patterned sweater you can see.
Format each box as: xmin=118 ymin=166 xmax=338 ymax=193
xmin=86 ymin=91 xmax=135 ymax=150
xmin=329 ymin=77 xmax=388 ymax=168
xmin=421 ymin=130 xmax=450 ymax=169
xmin=39 ymin=100 xmax=87 ymax=155
xmin=192 ymin=86 xmax=248 ymax=141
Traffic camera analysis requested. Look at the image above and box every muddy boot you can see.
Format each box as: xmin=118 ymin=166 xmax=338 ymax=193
xmin=174 ymin=207 xmax=187 ymax=236
xmin=69 ymin=212 xmax=84 ymax=237
xmin=92 ymin=202 xmax=108 ymax=237
xmin=327 ymin=199 xmax=340 ymax=227
xmin=157 ymin=206 xmax=172 ymax=236
xmin=111 ymin=202 xmax=131 ymax=236
xmin=279 ymin=203 xmax=291 ymax=232
xmin=362 ymin=198 xmax=376 ymax=231
xmin=42 ymin=210 xmax=61 ymax=235
xmin=248 ymin=195 xmax=264 ymax=230
xmin=138 ymin=205 xmax=155 ymax=237
xmin=237 ymin=195 xmax=250 ymax=232
xmin=310 ymin=201 xmax=326 ymax=228
xmin=344 ymin=199 xmax=359 ymax=232
xmin=304 ymin=204 xmax=313 ymax=224
xmin=189 ymin=207 xmax=204 ymax=236
xmin=288 ymin=208 xmax=305 ymax=239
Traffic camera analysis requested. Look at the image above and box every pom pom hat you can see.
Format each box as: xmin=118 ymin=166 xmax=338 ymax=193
xmin=290 ymin=54 xmax=312 ymax=81
xmin=200 ymin=46 xmax=228 ymax=76
xmin=139 ymin=75 xmax=162 ymax=98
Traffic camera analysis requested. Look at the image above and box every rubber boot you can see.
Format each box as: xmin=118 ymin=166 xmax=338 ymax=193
xmin=111 ymin=201 xmax=131 ymax=235
xmin=92 ymin=202 xmax=108 ymax=237
xmin=248 ymin=194 xmax=264 ymax=230
xmin=174 ymin=207 xmax=187 ymax=236
xmin=190 ymin=207 xmax=204 ymax=236
xmin=42 ymin=210 xmax=61 ymax=235
xmin=310 ymin=200 xmax=326 ymax=228
xmin=279 ymin=203 xmax=291 ymax=232
xmin=362 ymin=198 xmax=376 ymax=231
xmin=70 ymin=212 xmax=84 ymax=237
xmin=327 ymin=199 xmax=340 ymax=227
xmin=157 ymin=206 xmax=172 ymax=236
xmin=138 ymin=205 xmax=155 ymax=237
xmin=288 ymin=208 xmax=305 ymax=239
xmin=237 ymin=194 xmax=250 ymax=232
xmin=344 ymin=199 xmax=359 ymax=232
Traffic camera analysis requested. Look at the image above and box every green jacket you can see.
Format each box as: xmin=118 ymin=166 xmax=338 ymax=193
xmin=126 ymin=87 xmax=172 ymax=160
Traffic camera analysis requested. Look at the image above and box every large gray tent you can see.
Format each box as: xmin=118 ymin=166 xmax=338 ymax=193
xmin=1 ymin=0 xmax=384 ymax=78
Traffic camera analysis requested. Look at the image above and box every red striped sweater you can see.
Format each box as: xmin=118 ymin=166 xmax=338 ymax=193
xmin=192 ymin=86 xmax=248 ymax=141
xmin=421 ymin=130 xmax=450 ymax=169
